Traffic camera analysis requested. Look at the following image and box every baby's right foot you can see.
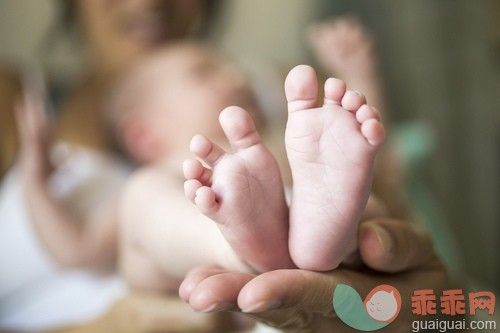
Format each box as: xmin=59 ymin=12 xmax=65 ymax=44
xmin=285 ymin=65 xmax=385 ymax=271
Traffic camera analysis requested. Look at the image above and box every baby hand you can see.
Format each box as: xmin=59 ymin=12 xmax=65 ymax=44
xmin=15 ymin=91 xmax=54 ymax=185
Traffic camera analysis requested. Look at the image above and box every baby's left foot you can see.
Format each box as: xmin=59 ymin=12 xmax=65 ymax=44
xmin=285 ymin=65 xmax=385 ymax=271
xmin=184 ymin=106 xmax=293 ymax=273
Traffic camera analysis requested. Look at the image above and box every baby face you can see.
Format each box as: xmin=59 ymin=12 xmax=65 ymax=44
xmin=140 ymin=44 xmax=259 ymax=153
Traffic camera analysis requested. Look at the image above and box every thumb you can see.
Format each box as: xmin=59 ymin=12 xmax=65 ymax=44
xmin=359 ymin=218 xmax=438 ymax=273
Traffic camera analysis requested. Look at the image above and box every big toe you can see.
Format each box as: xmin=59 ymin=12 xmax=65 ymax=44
xmin=285 ymin=65 xmax=318 ymax=112
xmin=219 ymin=106 xmax=261 ymax=150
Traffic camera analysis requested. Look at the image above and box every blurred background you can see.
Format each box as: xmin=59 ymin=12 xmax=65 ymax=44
xmin=1 ymin=0 xmax=498 ymax=295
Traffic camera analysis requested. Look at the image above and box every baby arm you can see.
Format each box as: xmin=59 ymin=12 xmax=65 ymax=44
xmin=16 ymin=93 xmax=118 ymax=268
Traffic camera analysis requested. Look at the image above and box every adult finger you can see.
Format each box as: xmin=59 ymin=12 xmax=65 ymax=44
xmin=238 ymin=269 xmax=338 ymax=315
xmin=236 ymin=269 xmax=361 ymax=332
xmin=181 ymin=266 xmax=254 ymax=313
xmin=179 ymin=266 xmax=229 ymax=302
xmin=358 ymin=218 xmax=439 ymax=273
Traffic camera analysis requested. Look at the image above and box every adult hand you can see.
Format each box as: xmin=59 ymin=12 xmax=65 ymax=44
xmin=180 ymin=218 xmax=448 ymax=333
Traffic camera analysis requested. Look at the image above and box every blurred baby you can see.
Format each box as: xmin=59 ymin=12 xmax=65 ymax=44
xmin=108 ymin=40 xmax=386 ymax=293
xmin=107 ymin=41 xmax=291 ymax=292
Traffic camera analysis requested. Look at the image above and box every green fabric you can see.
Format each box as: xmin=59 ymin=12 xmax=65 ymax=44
xmin=394 ymin=121 xmax=463 ymax=279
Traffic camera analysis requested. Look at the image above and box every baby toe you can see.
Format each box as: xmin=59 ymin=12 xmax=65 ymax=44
xmin=341 ymin=90 xmax=366 ymax=112
xmin=361 ymin=119 xmax=385 ymax=147
xmin=324 ymin=78 xmax=346 ymax=106
xmin=356 ymin=105 xmax=381 ymax=123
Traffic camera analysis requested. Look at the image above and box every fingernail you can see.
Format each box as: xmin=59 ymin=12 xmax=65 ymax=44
xmin=374 ymin=226 xmax=394 ymax=255
xmin=242 ymin=299 xmax=282 ymax=313
xmin=200 ymin=301 xmax=236 ymax=313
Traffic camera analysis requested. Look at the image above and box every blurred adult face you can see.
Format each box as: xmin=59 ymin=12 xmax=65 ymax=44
xmin=76 ymin=0 xmax=207 ymax=73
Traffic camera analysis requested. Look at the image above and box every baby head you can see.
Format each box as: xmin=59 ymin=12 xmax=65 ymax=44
xmin=107 ymin=41 xmax=261 ymax=164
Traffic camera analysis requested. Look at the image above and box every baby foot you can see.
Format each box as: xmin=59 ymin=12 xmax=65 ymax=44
xmin=285 ymin=65 xmax=385 ymax=271
xmin=183 ymin=106 xmax=293 ymax=273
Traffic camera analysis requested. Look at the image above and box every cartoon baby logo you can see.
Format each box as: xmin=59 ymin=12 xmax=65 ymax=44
xmin=364 ymin=285 xmax=402 ymax=323
xmin=333 ymin=284 xmax=402 ymax=331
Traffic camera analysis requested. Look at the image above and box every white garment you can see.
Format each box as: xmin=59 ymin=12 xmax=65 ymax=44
xmin=0 ymin=143 xmax=131 ymax=330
